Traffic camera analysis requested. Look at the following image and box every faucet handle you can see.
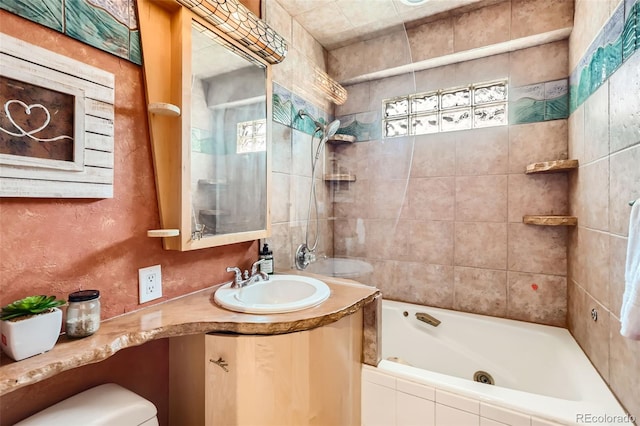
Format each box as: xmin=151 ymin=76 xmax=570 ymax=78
xmin=226 ymin=266 xmax=242 ymax=284
xmin=251 ymin=259 xmax=266 ymax=275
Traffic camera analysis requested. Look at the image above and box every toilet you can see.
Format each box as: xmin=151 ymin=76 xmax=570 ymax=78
xmin=14 ymin=383 xmax=158 ymax=426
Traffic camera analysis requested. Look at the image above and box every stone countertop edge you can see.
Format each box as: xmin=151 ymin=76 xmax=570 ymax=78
xmin=0 ymin=273 xmax=380 ymax=396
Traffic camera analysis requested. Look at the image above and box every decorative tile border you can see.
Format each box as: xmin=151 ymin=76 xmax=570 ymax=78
xmin=570 ymin=0 xmax=638 ymax=112
xmin=509 ymin=78 xmax=569 ymax=124
xmin=335 ymin=112 xmax=381 ymax=142
xmin=1 ymin=0 xmax=142 ymax=65
xmin=272 ymin=82 xmax=331 ymax=136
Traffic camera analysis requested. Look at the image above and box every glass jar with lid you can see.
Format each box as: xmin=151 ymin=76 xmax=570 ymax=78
xmin=66 ymin=290 xmax=101 ymax=338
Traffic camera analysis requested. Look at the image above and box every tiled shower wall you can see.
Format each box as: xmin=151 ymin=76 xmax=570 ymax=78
xmin=264 ymin=1 xmax=335 ymax=270
xmin=567 ymin=0 xmax=640 ymax=419
xmin=333 ymin=41 xmax=570 ymax=327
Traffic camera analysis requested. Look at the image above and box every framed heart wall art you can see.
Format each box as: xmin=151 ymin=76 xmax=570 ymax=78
xmin=0 ymin=33 xmax=115 ymax=198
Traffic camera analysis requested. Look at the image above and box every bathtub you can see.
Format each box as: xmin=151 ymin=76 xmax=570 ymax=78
xmin=361 ymin=300 xmax=631 ymax=426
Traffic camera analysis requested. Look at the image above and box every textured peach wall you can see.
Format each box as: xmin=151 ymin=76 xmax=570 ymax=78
xmin=0 ymin=11 xmax=258 ymax=318
xmin=0 ymin=11 xmax=257 ymax=424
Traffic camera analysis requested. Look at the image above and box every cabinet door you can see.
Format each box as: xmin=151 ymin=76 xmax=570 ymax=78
xmin=204 ymin=312 xmax=363 ymax=425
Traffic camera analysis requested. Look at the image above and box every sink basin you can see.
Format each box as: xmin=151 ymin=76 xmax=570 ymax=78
xmin=214 ymin=275 xmax=331 ymax=314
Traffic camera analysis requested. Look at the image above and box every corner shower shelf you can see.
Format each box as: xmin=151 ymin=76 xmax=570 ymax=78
xmin=327 ymin=134 xmax=356 ymax=144
xmin=525 ymin=159 xmax=578 ymax=174
xmin=523 ymin=215 xmax=577 ymax=226
xmin=148 ymin=102 xmax=181 ymax=116
xmin=324 ymin=174 xmax=356 ymax=182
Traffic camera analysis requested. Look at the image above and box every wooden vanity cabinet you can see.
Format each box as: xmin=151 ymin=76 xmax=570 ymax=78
xmin=169 ymin=311 xmax=363 ymax=425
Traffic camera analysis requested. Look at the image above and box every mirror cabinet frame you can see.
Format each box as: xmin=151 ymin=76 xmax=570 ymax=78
xmin=137 ymin=0 xmax=272 ymax=251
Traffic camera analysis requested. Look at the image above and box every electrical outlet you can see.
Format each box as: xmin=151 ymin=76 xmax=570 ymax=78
xmin=138 ymin=265 xmax=162 ymax=304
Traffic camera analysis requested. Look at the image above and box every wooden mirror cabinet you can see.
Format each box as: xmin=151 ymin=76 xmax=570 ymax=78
xmin=137 ymin=0 xmax=272 ymax=251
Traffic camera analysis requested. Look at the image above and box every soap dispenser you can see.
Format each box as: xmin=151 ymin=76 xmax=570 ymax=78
xmin=259 ymin=243 xmax=274 ymax=274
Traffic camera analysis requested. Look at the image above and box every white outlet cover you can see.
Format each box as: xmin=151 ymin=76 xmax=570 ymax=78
xmin=138 ymin=265 xmax=163 ymax=304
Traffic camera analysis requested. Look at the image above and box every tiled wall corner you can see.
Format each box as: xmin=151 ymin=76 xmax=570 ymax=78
xmin=568 ymin=0 xmax=640 ymax=420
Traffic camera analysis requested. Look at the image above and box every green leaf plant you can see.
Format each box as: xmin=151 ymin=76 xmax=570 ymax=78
xmin=0 ymin=296 xmax=66 ymax=321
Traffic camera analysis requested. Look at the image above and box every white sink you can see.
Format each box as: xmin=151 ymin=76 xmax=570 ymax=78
xmin=214 ymin=274 xmax=331 ymax=314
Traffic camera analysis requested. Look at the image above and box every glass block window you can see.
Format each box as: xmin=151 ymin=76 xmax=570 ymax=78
xmin=382 ymin=80 xmax=507 ymax=137
xmin=236 ymin=119 xmax=266 ymax=153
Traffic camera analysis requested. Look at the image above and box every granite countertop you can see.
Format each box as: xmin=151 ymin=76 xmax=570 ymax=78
xmin=0 ymin=273 xmax=379 ymax=396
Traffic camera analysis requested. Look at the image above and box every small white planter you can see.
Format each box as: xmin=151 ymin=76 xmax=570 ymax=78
xmin=1 ymin=308 xmax=62 ymax=361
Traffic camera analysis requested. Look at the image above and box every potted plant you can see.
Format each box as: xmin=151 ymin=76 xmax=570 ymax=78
xmin=1 ymin=295 xmax=65 ymax=361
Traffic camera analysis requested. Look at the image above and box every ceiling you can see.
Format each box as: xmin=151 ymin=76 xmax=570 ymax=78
xmin=274 ymin=0 xmax=486 ymax=50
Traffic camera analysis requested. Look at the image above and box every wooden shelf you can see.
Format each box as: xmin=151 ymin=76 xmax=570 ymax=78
xmin=324 ymin=174 xmax=356 ymax=182
xmin=523 ymin=215 xmax=577 ymax=226
xmin=147 ymin=229 xmax=180 ymax=237
xmin=327 ymin=134 xmax=356 ymax=144
xmin=525 ymin=159 xmax=578 ymax=174
xmin=148 ymin=102 xmax=181 ymax=116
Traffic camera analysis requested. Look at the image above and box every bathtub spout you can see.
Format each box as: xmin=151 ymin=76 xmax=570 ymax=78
xmin=416 ymin=312 xmax=441 ymax=327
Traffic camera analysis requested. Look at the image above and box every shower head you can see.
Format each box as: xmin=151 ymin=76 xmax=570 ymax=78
xmin=297 ymin=110 xmax=340 ymax=140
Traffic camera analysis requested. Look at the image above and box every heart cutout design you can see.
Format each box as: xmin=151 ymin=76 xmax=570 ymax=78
xmin=4 ymin=100 xmax=51 ymax=137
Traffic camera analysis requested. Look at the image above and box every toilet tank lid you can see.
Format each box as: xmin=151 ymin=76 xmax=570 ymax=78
xmin=14 ymin=383 xmax=157 ymax=426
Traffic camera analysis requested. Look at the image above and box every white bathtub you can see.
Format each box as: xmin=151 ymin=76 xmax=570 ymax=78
xmin=361 ymin=300 xmax=631 ymax=426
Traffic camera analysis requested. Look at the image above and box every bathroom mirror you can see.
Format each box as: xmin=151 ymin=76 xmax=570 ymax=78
xmin=137 ymin=1 xmax=272 ymax=251
xmin=189 ymin=21 xmax=269 ymax=242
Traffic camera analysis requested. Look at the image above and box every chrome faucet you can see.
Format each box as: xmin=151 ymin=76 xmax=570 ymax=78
xmin=226 ymin=259 xmax=269 ymax=289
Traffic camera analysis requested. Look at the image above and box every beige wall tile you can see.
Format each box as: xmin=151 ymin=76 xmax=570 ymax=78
xmin=569 ymin=0 xmax=612 ymax=70
xmin=455 ymin=222 xmax=508 ymax=270
xmin=568 ymin=103 xmax=585 ymax=164
xmin=456 ymin=175 xmax=508 ymax=222
xmin=581 ymin=158 xmax=610 ymax=231
xmin=272 ymin=123 xmax=292 ymax=174
xmin=364 ymin=28 xmax=414 ymax=76
xmin=582 ymin=228 xmax=611 ymax=309
xmin=508 ymin=223 xmax=567 ymax=275
xmin=265 ymin=0 xmax=292 ymax=43
xmin=510 ymin=40 xmax=569 ymax=87
xmin=411 ymin=133 xmax=457 ymax=178
xmin=291 ymin=175 xmax=312 ymax=222
xmin=271 ymin=172 xmax=291 ymax=224
xmin=567 ymin=227 xmax=586 ymax=287
xmin=369 ymin=75 xmax=416 ymax=111
xmin=454 ymin=53 xmax=510 ymax=87
xmin=270 ymin=222 xmax=294 ymax=271
xmin=370 ymin=137 xmax=414 ymax=180
xmin=337 ymin=82 xmax=370 ymax=116
xmin=507 ymin=271 xmax=567 ymax=326
xmin=511 ymin=0 xmax=574 ymax=40
xmin=368 ymin=259 xmax=396 ymax=291
xmin=291 ymin=129 xmax=313 ymax=177
xmin=508 ymin=120 xmax=569 ymax=174
xmin=406 ymin=177 xmax=455 ymax=221
xmin=409 ymin=221 xmax=455 ymax=265
xmin=367 ymin=219 xmax=412 ymax=261
xmin=609 ymin=234 xmax=627 ymax=317
xmin=453 ymin=1 xmax=511 ymax=52
xmin=292 ymin=19 xmax=325 ymax=68
xmin=609 ymin=318 xmax=640 ymax=421
xmin=327 ymin=40 xmax=367 ymax=83
xmin=507 ymin=173 xmax=569 ymax=222
xmin=408 ymin=17 xmax=454 ymax=62
xmin=609 ymin=144 xmax=640 ymax=236
xmin=568 ymin=283 xmax=610 ymax=382
xmin=369 ymin=179 xmax=409 ymax=220
xmin=333 ymin=218 xmax=367 ymax=258
xmin=456 ymin=126 xmax=509 ymax=175
xmin=414 ymin=64 xmax=459 ymax=94
xmin=584 ymin=82 xmax=610 ymax=163
xmin=334 ymin=141 xmax=371 ymax=181
xmin=454 ymin=266 xmax=507 ymax=316
xmin=334 ymin=179 xmax=369 ymax=219
xmin=567 ymin=280 xmax=587 ymax=346
xmin=392 ymin=261 xmax=455 ymax=308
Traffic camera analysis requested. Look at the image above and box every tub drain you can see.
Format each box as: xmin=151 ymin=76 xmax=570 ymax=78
xmin=473 ymin=371 xmax=494 ymax=385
